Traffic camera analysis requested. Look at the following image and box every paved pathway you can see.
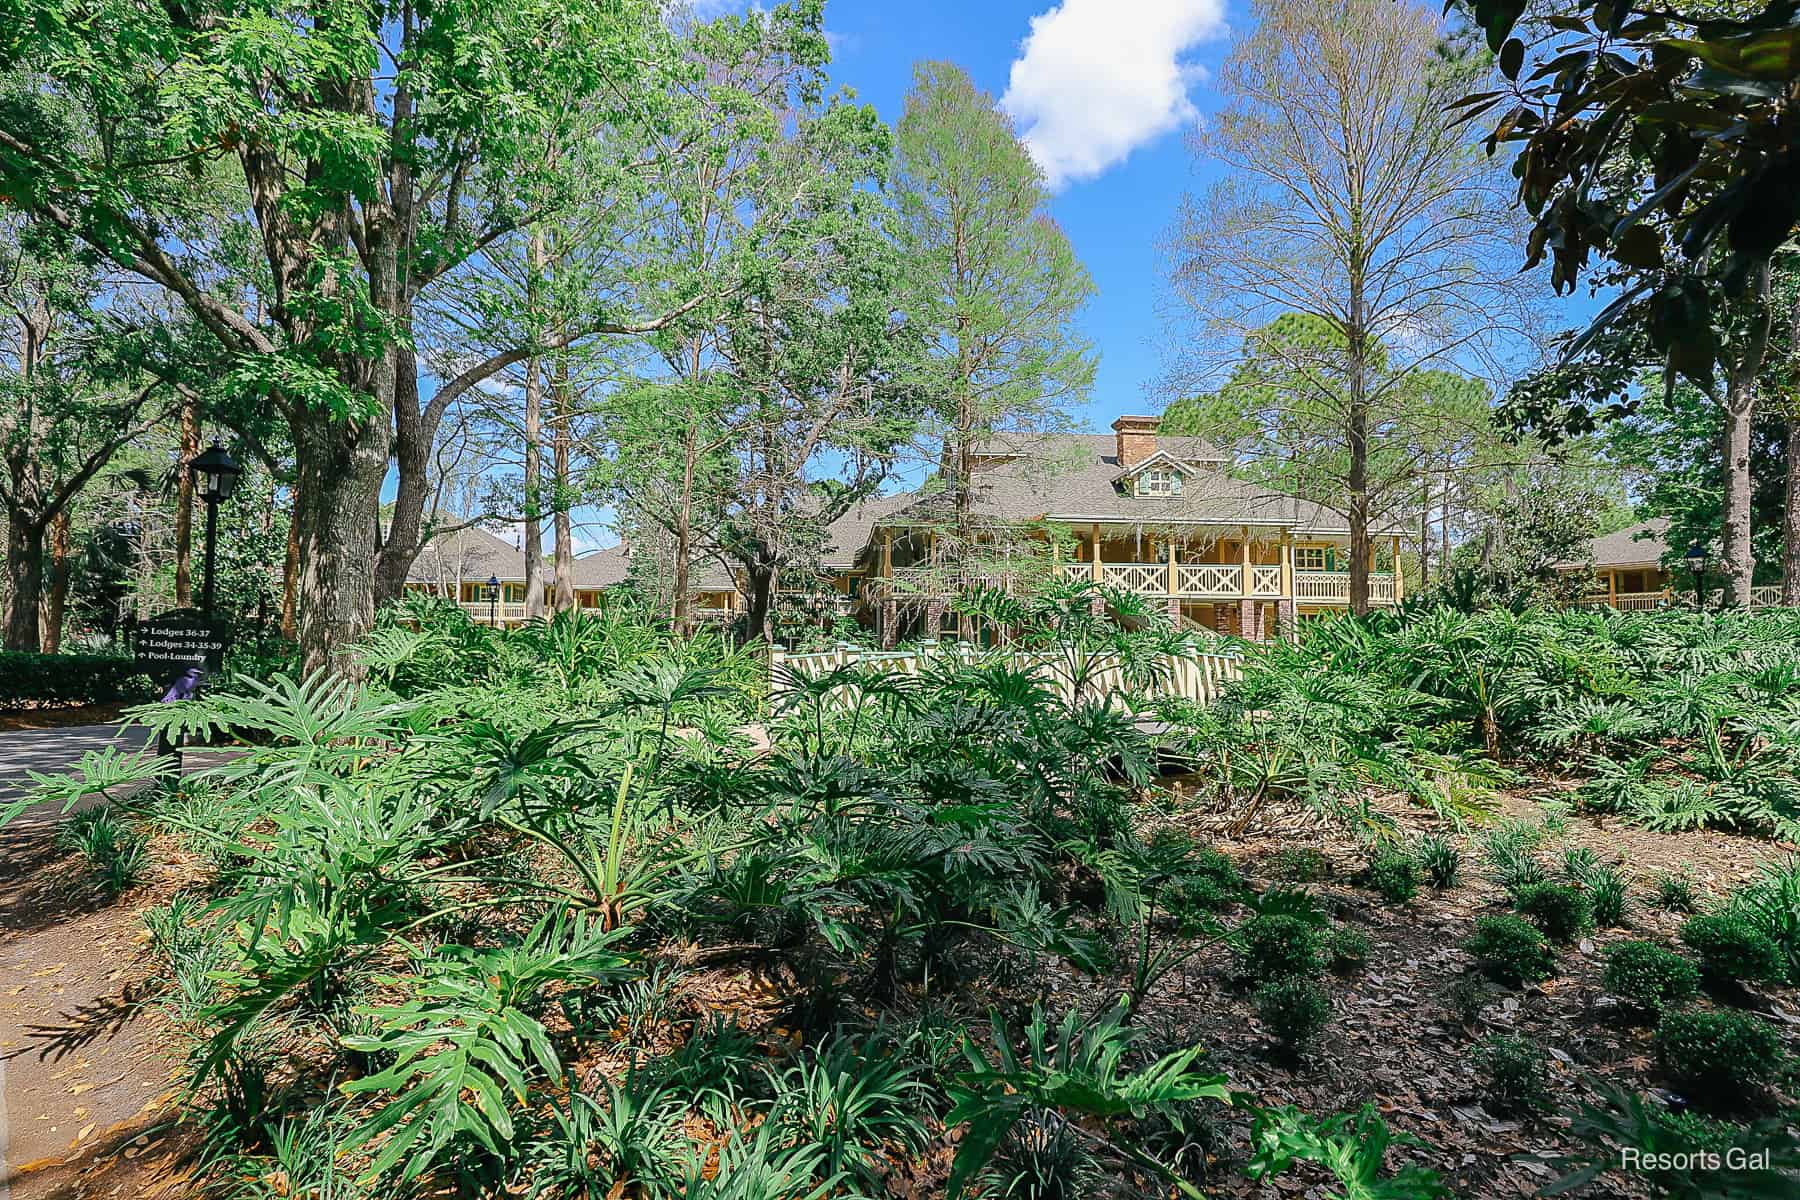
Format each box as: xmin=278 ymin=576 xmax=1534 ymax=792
xmin=0 ymin=726 xmax=150 ymax=812
xmin=1 ymin=723 xmax=166 ymax=1200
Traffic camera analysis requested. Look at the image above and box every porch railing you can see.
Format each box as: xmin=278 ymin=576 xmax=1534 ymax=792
xmin=771 ymin=641 xmax=1244 ymax=708
xmin=1048 ymin=561 xmax=1398 ymax=603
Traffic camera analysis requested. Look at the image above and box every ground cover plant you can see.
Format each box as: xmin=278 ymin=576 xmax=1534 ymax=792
xmin=12 ymin=598 xmax=1800 ymax=1199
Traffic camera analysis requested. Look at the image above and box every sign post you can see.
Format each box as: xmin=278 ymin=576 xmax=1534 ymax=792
xmin=134 ymin=609 xmax=228 ymax=762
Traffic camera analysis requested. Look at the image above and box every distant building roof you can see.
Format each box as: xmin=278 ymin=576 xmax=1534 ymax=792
xmin=1570 ymin=518 xmax=1672 ymax=570
xmin=569 ymin=543 xmax=737 ymax=592
xmin=406 ymin=524 xmax=527 ymax=585
xmin=853 ymin=433 xmax=1401 ymax=537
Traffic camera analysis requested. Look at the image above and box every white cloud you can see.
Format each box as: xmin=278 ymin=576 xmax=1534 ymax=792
xmin=1000 ymin=0 xmax=1227 ymax=189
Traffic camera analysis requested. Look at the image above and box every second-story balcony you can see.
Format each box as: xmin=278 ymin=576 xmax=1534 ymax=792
xmin=1055 ymin=561 xmax=1397 ymax=605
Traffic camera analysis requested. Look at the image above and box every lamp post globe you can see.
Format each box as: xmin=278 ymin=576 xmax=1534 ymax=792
xmin=186 ymin=443 xmax=242 ymax=619
xmin=487 ymin=574 xmax=501 ymax=627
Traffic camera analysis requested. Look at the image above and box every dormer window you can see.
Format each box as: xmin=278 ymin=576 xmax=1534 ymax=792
xmin=1136 ymin=467 xmax=1184 ymax=497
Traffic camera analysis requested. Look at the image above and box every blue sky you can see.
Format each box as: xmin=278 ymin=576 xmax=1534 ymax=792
xmin=821 ymin=0 xmax=1234 ymax=431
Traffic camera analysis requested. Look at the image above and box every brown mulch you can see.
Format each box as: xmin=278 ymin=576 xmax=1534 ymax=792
xmin=0 ymin=704 xmax=132 ymax=733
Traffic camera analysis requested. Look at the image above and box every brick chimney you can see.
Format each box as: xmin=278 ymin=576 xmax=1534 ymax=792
xmin=1112 ymin=415 xmax=1160 ymax=468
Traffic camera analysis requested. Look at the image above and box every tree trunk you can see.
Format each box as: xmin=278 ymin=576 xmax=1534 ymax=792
xmin=40 ymin=509 xmax=70 ymax=652
xmin=281 ymin=503 xmax=300 ymax=641
xmin=743 ymin=561 xmax=776 ymax=645
xmin=552 ymin=355 xmax=576 ymax=613
xmin=175 ymin=395 xmax=200 ymax=607
xmin=522 ymin=354 xmax=546 ymax=621
xmin=673 ymin=423 xmax=696 ymax=635
xmin=290 ymin=411 xmax=390 ymax=676
xmin=3 ymin=513 xmax=44 ymax=652
xmin=375 ymin=350 xmax=427 ymax=605
xmin=1784 ymin=415 xmax=1800 ymax=606
xmin=1720 ymin=265 xmax=1773 ymax=608
xmin=1720 ymin=389 xmax=1756 ymax=607
xmin=1346 ymin=282 xmax=1371 ymax=615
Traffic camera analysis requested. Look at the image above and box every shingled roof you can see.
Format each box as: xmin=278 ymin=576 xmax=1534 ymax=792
xmin=844 ymin=434 xmax=1401 ymax=539
xmin=1576 ymin=518 xmax=1672 ymax=570
xmin=406 ymin=525 xmax=527 ymax=585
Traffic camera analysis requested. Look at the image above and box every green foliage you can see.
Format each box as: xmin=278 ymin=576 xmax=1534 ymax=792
xmin=1325 ymin=926 xmax=1369 ymax=975
xmin=1727 ymin=857 xmax=1800 ymax=984
xmin=1254 ymin=976 xmax=1331 ymax=1054
xmin=1266 ymin=846 xmax=1331 ymax=883
xmin=1513 ymin=882 xmax=1594 ymax=945
xmin=1247 ymin=1104 xmax=1449 ymax=1200
xmin=1584 ymin=865 xmax=1631 ymax=930
xmin=1235 ymin=914 xmax=1323 ymax=983
xmin=1680 ymin=914 xmax=1787 ymax=987
xmin=1545 ymin=1078 xmax=1800 ymax=1199
xmin=0 ymin=652 xmax=155 ymax=709
xmin=1654 ymin=1009 xmax=1784 ymax=1107
xmin=1473 ymin=1034 xmax=1551 ymax=1115
xmin=54 ymin=806 xmax=147 ymax=896
xmin=1465 ymin=915 xmax=1557 ymax=986
xmin=1603 ymin=942 xmax=1701 ymax=1016
xmin=1653 ymin=870 xmax=1702 ymax=914
xmin=1414 ymin=834 xmax=1460 ymax=889
xmin=1360 ymin=848 xmax=1419 ymax=905
xmin=945 ymin=1002 xmax=1233 ymax=1200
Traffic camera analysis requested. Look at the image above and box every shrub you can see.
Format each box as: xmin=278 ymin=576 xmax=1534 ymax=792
xmin=1727 ymin=858 xmax=1800 ymax=984
xmin=1254 ymin=976 xmax=1331 ymax=1052
xmin=1584 ymin=864 xmax=1630 ymax=928
xmin=1654 ymin=1009 xmax=1783 ymax=1105
xmin=1680 ymin=914 xmax=1786 ymax=986
xmin=1473 ymin=1034 xmax=1551 ymax=1115
xmin=1266 ymin=847 xmax=1330 ymax=883
xmin=1465 ymin=915 xmax=1556 ymax=986
xmin=1415 ymin=834 xmax=1461 ymax=889
xmin=1361 ymin=849 xmax=1419 ymax=905
xmin=0 ymin=651 xmax=156 ymax=710
xmin=1164 ymin=874 xmax=1235 ymax=926
xmin=1602 ymin=942 xmax=1699 ymax=1015
xmin=1651 ymin=870 xmax=1700 ymax=913
xmin=1325 ymin=926 xmax=1368 ymax=975
xmin=1235 ymin=914 xmax=1321 ymax=982
xmin=1445 ymin=975 xmax=1491 ymax=1025
xmin=1513 ymin=882 xmax=1593 ymax=944
xmin=1188 ymin=844 xmax=1244 ymax=891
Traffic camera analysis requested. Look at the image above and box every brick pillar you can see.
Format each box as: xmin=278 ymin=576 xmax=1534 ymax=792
xmin=880 ymin=599 xmax=898 ymax=648
xmin=925 ymin=598 xmax=946 ymax=641
xmin=1239 ymin=598 xmax=1257 ymax=642
xmin=1276 ymin=598 xmax=1296 ymax=640
xmin=1166 ymin=595 xmax=1182 ymax=627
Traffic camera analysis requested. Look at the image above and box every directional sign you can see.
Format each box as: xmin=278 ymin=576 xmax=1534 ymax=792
xmin=134 ymin=609 xmax=228 ymax=700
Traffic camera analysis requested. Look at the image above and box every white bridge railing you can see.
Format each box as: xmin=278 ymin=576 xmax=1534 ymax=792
xmin=771 ymin=642 xmax=1244 ymax=708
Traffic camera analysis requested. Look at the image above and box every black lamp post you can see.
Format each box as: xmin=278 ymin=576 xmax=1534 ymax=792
xmin=487 ymin=574 xmax=501 ymax=626
xmin=1684 ymin=541 xmax=1709 ymax=611
xmin=187 ymin=443 xmax=243 ymax=619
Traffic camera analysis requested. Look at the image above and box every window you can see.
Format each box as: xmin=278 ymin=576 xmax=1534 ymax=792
xmin=1136 ymin=467 xmax=1183 ymax=497
xmin=1295 ymin=547 xmax=1331 ymax=572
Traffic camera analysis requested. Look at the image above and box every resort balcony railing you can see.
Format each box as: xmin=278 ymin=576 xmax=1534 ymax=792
xmin=1048 ymin=561 xmax=1397 ymax=605
xmin=1582 ymin=585 xmax=1786 ymax=611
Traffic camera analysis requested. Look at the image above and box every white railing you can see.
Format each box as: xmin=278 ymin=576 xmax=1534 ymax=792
xmin=1177 ymin=563 xmax=1242 ymax=596
xmin=1750 ymin=585 xmax=1786 ymax=607
xmin=459 ymin=601 xmax=529 ymax=625
xmin=771 ymin=642 xmax=1244 ymax=709
xmin=1585 ymin=591 xmax=1668 ymax=611
xmin=1292 ymin=571 xmax=1397 ymax=605
xmin=1102 ymin=562 xmax=1167 ymax=593
xmin=1582 ymin=586 xmax=1789 ymax=611
xmin=1250 ymin=565 xmax=1284 ymax=597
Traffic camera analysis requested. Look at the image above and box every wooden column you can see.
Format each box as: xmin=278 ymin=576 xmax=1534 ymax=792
xmin=1391 ymin=535 xmax=1404 ymax=603
xmin=1280 ymin=530 xmax=1293 ymax=596
xmin=1090 ymin=523 xmax=1103 ymax=582
xmin=1167 ymin=538 xmax=1178 ymax=596
xmin=1607 ymin=570 xmax=1617 ymax=606
xmin=1239 ymin=526 xmax=1252 ymax=596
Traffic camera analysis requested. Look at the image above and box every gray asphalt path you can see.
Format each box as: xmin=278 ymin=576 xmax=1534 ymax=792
xmin=0 ymin=724 xmax=151 ymax=814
